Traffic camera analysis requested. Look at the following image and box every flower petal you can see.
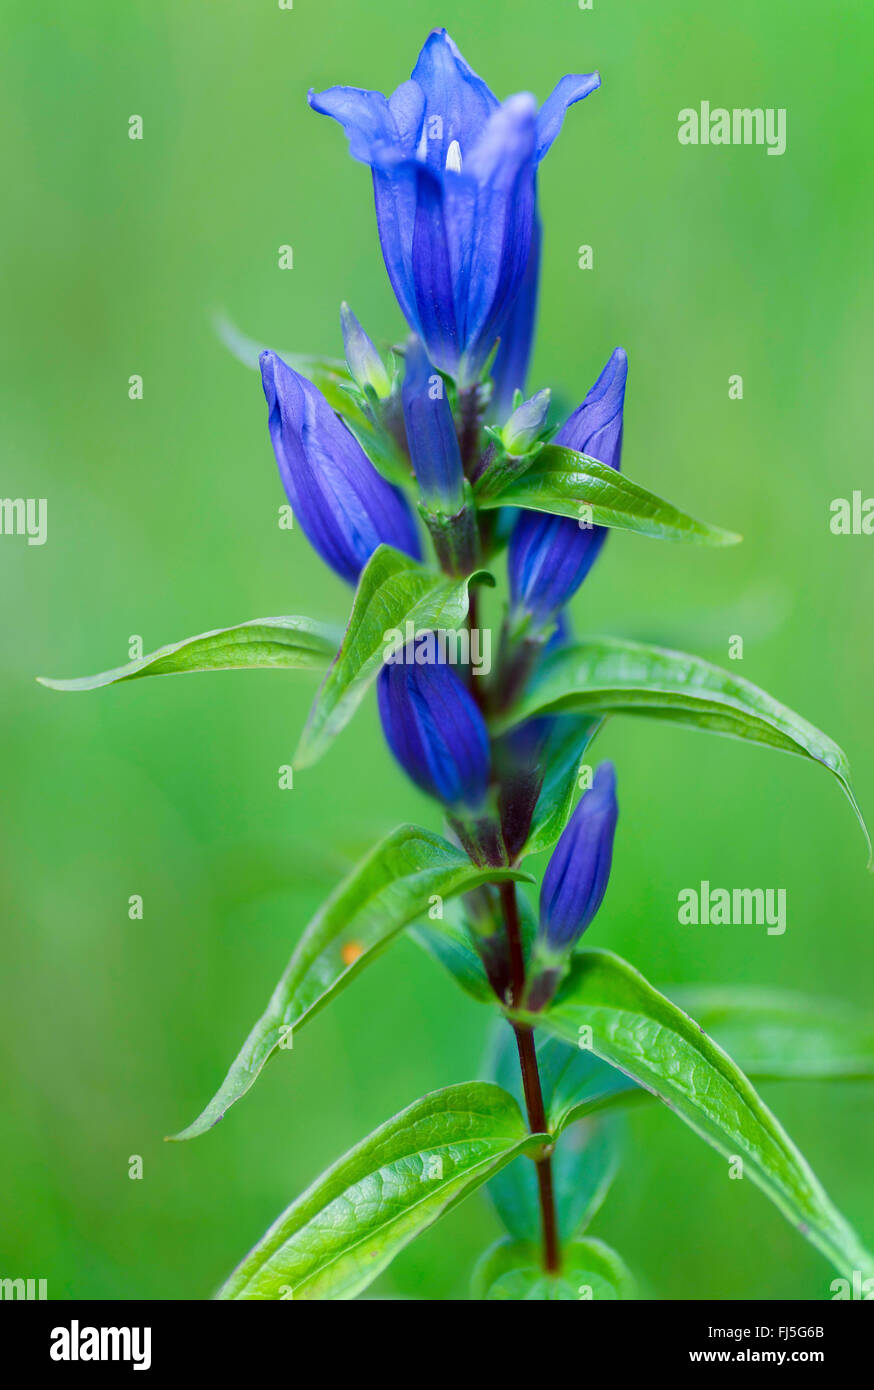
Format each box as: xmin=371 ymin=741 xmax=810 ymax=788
xmin=536 ymin=72 xmax=601 ymax=160
xmin=459 ymin=94 xmax=539 ymax=380
xmin=410 ymin=28 xmax=499 ymax=169
xmin=492 ymin=213 xmax=541 ymax=418
xmin=555 ymin=346 xmax=628 ymax=468
xmin=410 ymin=165 xmax=462 ymax=375
xmin=307 ymin=85 xmax=404 ymax=164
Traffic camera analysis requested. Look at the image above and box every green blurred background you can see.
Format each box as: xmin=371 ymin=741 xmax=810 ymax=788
xmin=2 ymin=0 xmax=872 ymax=1300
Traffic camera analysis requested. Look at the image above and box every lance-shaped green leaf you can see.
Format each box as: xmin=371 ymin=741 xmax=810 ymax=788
xmin=500 ymin=636 xmax=871 ymax=864
xmin=295 ymin=545 xmax=492 ymax=769
xmin=476 ymin=443 xmax=740 ymax=545
xmin=514 ymin=950 xmax=874 ymax=1279
xmin=217 ymin=1082 xmax=545 ymax=1301
xmin=172 ymin=826 xmax=531 ymax=1141
xmin=671 ymin=986 xmax=874 ymax=1083
xmin=37 ymin=617 xmax=340 ymax=691
xmin=519 ymin=991 xmax=874 ymax=1129
xmin=521 ymin=716 xmax=603 ymax=858
xmin=408 ymin=906 xmax=495 ymax=1004
xmin=471 ymin=1236 xmax=636 ymax=1301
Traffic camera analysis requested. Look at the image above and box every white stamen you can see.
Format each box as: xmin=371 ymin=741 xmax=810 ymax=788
xmin=445 ymin=139 xmax=462 ymax=173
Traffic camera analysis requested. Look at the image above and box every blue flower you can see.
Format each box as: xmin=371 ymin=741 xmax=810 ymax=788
xmin=377 ymin=644 xmax=490 ymax=808
xmin=492 ymin=214 xmax=541 ymax=418
xmin=260 ymin=350 xmax=421 ymax=585
xmin=539 ymin=761 xmax=618 ymax=951
xmin=508 ymin=347 xmax=628 ymax=622
xmin=309 ymin=30 xmax=599 ymax=385
xmin=401 ymin=336 xmax=465 ymax=510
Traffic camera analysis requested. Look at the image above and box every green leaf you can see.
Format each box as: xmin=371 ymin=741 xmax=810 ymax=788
xmin=408 ymin=904 xmax=495 ymax=1004
xmin=217 ymin=1082 xmax=545 ymax=1300
xmin=515 ymin=989 xmax=874 ymax=1130
xmin=501 ymin=636 xmax=871 ymax=864
xmin=472 ymin=1236 xmax=636 ymax=1301
xmin=671 ymin=986 xmax=874 ymax=1082
xmin=521 ymin=716 xmax=603 ymax=858
xmin=515 ymin=949 xmax=874 ymax=1279
xmin=37 ymin=617 xmax=340 ymax=691
xmin=476 ymin=443 xmax=740 ymax=546
xmin=294 ymin=545 xmax=491 ymax=769
xmin=172 ymin=826 xmax=531 ymax=1140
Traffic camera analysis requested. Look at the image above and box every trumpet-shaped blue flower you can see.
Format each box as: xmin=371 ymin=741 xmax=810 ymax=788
xmin=260 ymin=350 xmax=420 ymax=585
xmin=377 ymin=646 xmax=490 ymax=808
xmin=539 ymin=761 xmax=618 ymax=950
xmin=508 ymin=347 xmax=628 ymax=621
xmin=401 ymin=336 xmax=465 ymax=510
xmin=309 ymin=29 xmax=599 ymax=384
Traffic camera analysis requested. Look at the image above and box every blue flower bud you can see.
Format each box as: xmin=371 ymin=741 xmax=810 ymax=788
xmin=260 ymin=350 xmax=421 ymax=585
xmin=340 ymin=302 xmax=392 ymax=399
xmin=501 ymin=387 xmax=551 ymax=456
xmin=538 ymin=761 xmax=618 ymax=951
xmin=377 ymin=644 xmax=490 ymax=808
xmin=556 ymin=345 xmax=627 ymax=465
xmin=507 ymin=348 xmax=628 ymax=622
xmin=401 ymin=337 xmax=465 ymax=511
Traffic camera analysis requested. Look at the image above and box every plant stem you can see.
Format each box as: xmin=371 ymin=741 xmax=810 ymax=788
xmin=497 ymin=880 xmax=561 ymax=1274
xmin=458 ymin=386 xmax=482 ymax=476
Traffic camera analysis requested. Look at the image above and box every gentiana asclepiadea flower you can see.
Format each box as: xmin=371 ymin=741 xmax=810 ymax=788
xmin=538 ymin=761 xmax=618 ymax=953
xmin=309 ymin=29 xmax=599 ymax=385
xmin=508 ymin=347 xmax=628 ymax=622
xmin=401 ymin=335 xmax=465 ymax=512
xmin=377 ymin=644 xmax=490 ymax=810
xmin=260 ymin=349 xmax=421 ymax=585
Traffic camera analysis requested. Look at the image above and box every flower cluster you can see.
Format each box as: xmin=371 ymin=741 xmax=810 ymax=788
xmin=260 ymin=29 xmax=621 ymax=1004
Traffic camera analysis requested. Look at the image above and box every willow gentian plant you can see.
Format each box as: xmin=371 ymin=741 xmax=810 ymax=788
xmin=43 ymin=29 xmax=874 ymax=1301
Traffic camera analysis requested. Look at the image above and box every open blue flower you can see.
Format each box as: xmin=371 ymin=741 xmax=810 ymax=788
xmin=260 ymin=350 xmax=420 ymax=585
xmin=309 ymin=29 xmax=599 ymax=385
